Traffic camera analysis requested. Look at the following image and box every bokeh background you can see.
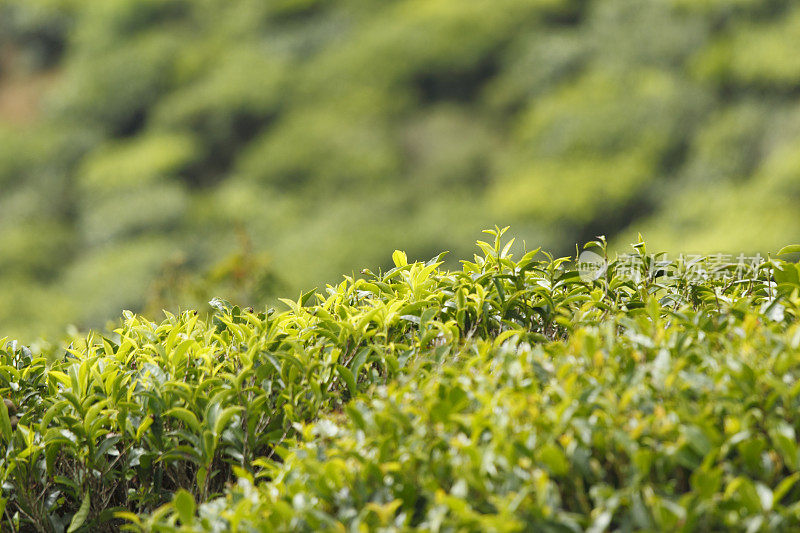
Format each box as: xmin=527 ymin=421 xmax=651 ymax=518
xmin=0 ymin=0 xmax=798 ymax=342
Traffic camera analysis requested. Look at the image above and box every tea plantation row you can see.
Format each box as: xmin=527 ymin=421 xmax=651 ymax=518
xmin=2 ymin=229 xmax=800 ymax=531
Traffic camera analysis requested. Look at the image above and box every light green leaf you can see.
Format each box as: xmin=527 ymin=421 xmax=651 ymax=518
xmin=0 ymin=399 xmax=12 ymax=443
xmin=164 ymin=407 xmax=202 ymax=434
xmin=213 ymin=406 xmax=243 ymax=437
xmin=392 ymin=250 xmax=408 ymax=268
xmin=777 ymin=245 xmax=800 ymax=256
xmin=336 ymin=365 xmax=357 ymax=396
xmin=773 ymin=473 xmax=800 ymax=504
xmin=173 ymin=489 xmax=196 ymax=525
xmin=67 ymin=491 xmax=91 ymax=533
xmin=537 ymin=443 xmax=569 ymax=476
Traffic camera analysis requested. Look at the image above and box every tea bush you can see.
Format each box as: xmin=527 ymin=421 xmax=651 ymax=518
xmin=4 ymin=0 xmax=800 ymax=340
xmin=1 ymin=229 xmax=799 ymax=531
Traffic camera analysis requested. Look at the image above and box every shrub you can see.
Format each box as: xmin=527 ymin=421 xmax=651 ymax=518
xmin=0 ymin=230 xmax=799 ymax=531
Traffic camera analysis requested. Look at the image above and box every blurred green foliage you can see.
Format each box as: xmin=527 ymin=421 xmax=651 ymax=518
xmin=0 ymin=0 xmax=799 ymax=341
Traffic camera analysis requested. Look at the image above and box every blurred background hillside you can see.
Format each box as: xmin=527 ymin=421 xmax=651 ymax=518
xmin=0 ymin=0 xmax=798 ymax=342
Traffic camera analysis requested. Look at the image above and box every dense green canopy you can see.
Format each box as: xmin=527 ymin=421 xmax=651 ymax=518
xmin=0 ymin=0 xmax=798 ymax=341
xmin=2 ymin=231 xmax=800 ymax=531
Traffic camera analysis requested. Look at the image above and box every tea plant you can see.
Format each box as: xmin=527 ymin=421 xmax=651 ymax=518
xmin=1 ymin=229 xmax=799 ymax=531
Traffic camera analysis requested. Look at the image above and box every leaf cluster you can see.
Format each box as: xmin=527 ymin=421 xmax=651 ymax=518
xmin=0 ymin=231 xmax=799 ymax=531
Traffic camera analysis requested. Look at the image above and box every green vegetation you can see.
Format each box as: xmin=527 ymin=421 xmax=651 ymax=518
xmin=1 ymin=230 xmax=799 ymax=531
xmin=1 ymin=0 xmax=800 ymax=341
